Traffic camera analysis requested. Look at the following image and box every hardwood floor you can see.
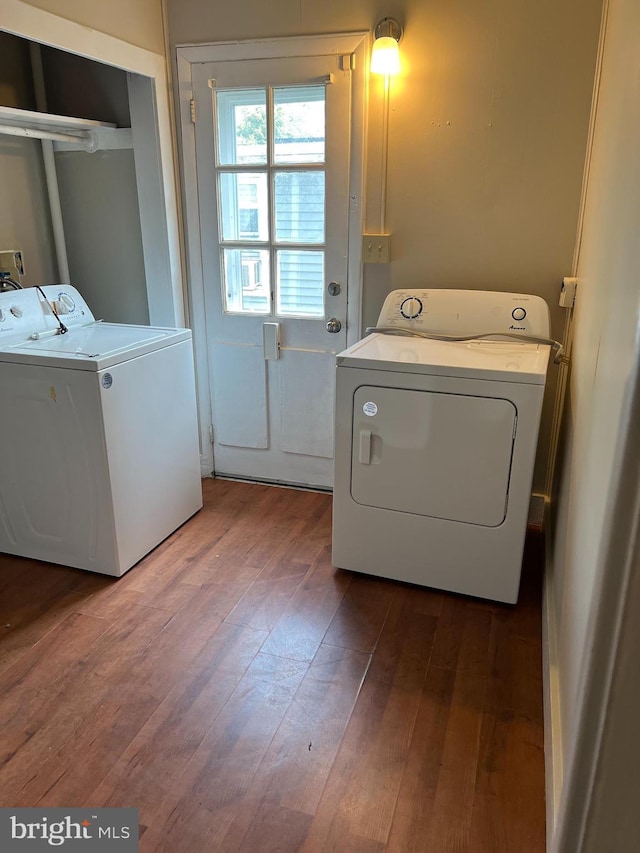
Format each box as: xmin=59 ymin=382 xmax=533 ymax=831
xmin=0 ymin=478 xmax=545 ymax=851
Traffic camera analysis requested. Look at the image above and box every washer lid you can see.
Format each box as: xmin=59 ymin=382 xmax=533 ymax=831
xmin=336 ymin=333 xmax=550 ymax=384
xmin=0 ymin=322 xmax=191 ymax=370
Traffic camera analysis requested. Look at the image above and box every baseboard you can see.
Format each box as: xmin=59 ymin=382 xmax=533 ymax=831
xmin=542 ymin=502 xmax=563 ymax=851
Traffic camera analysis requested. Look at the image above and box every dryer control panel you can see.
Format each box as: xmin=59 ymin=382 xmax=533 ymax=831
xmin=377 ymin=289 xmax=550 ymax=339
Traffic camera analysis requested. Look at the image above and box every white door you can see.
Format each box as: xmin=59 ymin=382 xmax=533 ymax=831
xmin=192 ymin=52 xmax=355 ymax=488
xmin=351 ymin=387 xmax=517 ymax=526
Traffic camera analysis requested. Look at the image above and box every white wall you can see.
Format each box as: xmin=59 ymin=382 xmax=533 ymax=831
xmin=549 ymin=0 xmax=640 ymax=844
xmin=19 ymin=0 xmax=165 ymax=54
xmin=167 ymin=0 xmax=603 ymax=492
xmin=55 ymin=150 xmax=150 ymax=325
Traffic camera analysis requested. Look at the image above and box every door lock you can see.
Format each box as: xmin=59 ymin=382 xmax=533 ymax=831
xmin=327 ymin=282 xmax=341 ymax=296
xmin=326 ymin=318 xmax=342 ymax=333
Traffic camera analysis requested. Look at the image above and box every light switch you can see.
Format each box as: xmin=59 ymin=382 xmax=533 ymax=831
xmin=362 ymin=234 xmax=391 ymax=264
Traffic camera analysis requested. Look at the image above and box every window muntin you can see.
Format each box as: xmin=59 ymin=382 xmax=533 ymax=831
xmin=214 ymin=84 xmax=326 ymax=318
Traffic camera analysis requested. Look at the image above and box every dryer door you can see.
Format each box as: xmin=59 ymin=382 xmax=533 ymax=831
xmin=351 ymin=386 xmax=516 ymax=527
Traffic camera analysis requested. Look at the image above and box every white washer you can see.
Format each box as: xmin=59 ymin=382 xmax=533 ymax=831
xmin=0 ymin=284 xmax=202 ymax=577
xmin=332 ymin=289 xmax=552 ymax=604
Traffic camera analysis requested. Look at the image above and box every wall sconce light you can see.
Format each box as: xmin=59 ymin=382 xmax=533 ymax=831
xmin=371 ymin=17 xmax=403 ymax=76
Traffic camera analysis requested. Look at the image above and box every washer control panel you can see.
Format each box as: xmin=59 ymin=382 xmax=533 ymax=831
xmin=0 ymin=288 xmax=49 ymax=341
xmin=0 ymin=285 xmax=95 ymax=344
xmin=376 ymin=289 xmax=550 ymax=338
xmin=38 ymin=285 xmax=93 ymax=330
xmin=400 ymin=296 xmax=423 ymax=319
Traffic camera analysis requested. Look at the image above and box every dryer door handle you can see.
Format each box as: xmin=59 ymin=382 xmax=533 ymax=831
xmin=358 ymin=429 xmax=372 ymax=465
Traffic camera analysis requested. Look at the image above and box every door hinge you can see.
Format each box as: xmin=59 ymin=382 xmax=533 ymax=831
xmin=209 ymin=424 xmax=214 ymax=444
xmin=190 ymin=97 xmax=196 ymax=124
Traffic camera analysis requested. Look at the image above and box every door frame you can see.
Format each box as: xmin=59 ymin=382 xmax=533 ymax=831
xmin=176 ymin=33 xmax=369 ymax=476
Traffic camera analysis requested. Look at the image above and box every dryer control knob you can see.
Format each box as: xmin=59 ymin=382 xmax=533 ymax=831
xmin=400 ymin=297 xmax=423 ymax=319
xmin=512 ymin=307 xmax=527 ymax=321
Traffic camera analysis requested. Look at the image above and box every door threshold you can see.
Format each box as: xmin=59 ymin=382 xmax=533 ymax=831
xmin=213 ymin=473 xmax=332 ymax=495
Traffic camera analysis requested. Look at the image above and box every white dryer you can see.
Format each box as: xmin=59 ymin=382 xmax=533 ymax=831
xmin=332 ymin=289 xmax=552 ymax=604
xmin=0 ymin=284 xmax=202 ymax=577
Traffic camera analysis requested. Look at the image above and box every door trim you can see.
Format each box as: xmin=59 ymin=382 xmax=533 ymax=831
xmin=176 ymin=33 xmax=368 ymax=476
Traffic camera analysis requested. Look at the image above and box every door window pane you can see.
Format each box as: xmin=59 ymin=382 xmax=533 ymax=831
xmin=216 ymin=89 xmax=267 ymax=165
xmin=274 ymin=171 xmax=324 ymax=243
xmin=274 ymin=86 xmax=325 ymax=164
xmin=223 ymin=249 xmax=270 ymax=313
xmin=219 ymin=172 xmax=269 ymax=241
xmin=276 ymin=250 xmax=324 ymax=317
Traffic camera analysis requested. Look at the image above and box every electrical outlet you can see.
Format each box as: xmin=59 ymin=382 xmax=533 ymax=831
xmin=362 ymin=234 xmax=391 ymax=264
xmin=0 ymin=250 xmax=24 ymax=279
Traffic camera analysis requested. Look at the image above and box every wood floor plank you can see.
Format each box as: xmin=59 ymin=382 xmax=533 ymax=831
xmin=4 ymin=604 xmax=172 ymax=806
xmin=301 ymin=590 xmax=438 ymax=848
xmin=0 ymin=612 xmax=111 ymax=799
xmin=430 ymin=594 xmax=495 ymax=675
xmin=0 ymin=587 xmax=91 ymax=675
xmin=235 ymin=805 xmax=313 ymax=853
xmin=0 ymin=478 xmax=546 ymax=851
xmin=225 ymin=573 xmax=306 ymax=632
xmin=144 ymin=651 xmax=309 ymax=850
xmin=385 ymin=665 xmax=457 ymax=852
xmin=407 ymin=668 xmax=487 ymax=851
xmin=486 ymin=613 xmax=544 ymax=722
xmin=467 ymin=705 xmax=546 ymax=853
xmin=219 ymin=642 xmax=371 ymax=849
xmin=258 ymin=553 xmax=352 ymax=663
xmin=321 ymin=574 xmax=397 ymax=654
xmin=89 ymin=622 xmax=268 ymax=816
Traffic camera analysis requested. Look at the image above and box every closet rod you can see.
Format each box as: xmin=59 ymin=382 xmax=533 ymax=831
xmin=0 ymin=124 xmax=88 ymax=145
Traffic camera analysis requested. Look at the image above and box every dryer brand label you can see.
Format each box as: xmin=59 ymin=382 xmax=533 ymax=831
xmin=102 ymin=373 xmax=113 ymax=390
xmin=363 ymin=401 xmax=378 ymax=417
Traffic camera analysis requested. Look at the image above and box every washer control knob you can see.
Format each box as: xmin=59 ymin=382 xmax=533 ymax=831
xmin=10 ymin=305 xmax=23 ymax=318
xmin=0 ymin=308 xmax=4 ymax=322
xmin=512 ymin=307 xmax=527 ymax=322
xmin=400 ymin=297 xmax=423 ymax=319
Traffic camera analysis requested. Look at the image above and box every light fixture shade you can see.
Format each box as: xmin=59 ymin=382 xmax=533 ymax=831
xmin=371 ymin=35 xmax=401 ymax=75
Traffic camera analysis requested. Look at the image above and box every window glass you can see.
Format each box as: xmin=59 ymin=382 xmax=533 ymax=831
xmin=273 ymin=86 xmax=325 ymax=164
xmin=276 ymin=250 xmax=324 ymax=317
xmin=216 ymin=89 xmax=267 ymax=165
xmin=219 ymin=172 xmax=269 ymax=241
xmin=274 ymin=171 xmax=324 ymax=244
xmin=223 ymin=248 xmax=270 ymax=313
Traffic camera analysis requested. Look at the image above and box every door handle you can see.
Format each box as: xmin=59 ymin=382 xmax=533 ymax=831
xmin=358 ymin=429 xmax=372 ymax=464
xmin=326 ymin=318 xmax=342 ymax=333
xmin=263 ymin=322 xmax=280 ymax=360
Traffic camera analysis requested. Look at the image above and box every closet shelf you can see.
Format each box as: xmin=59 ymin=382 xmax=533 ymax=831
xmin=0 ymin=106 xmax=129 ymax=152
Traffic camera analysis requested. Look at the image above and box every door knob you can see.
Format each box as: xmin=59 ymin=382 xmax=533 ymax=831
xmin=326 ymin=318 xmax=342 ymax=333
